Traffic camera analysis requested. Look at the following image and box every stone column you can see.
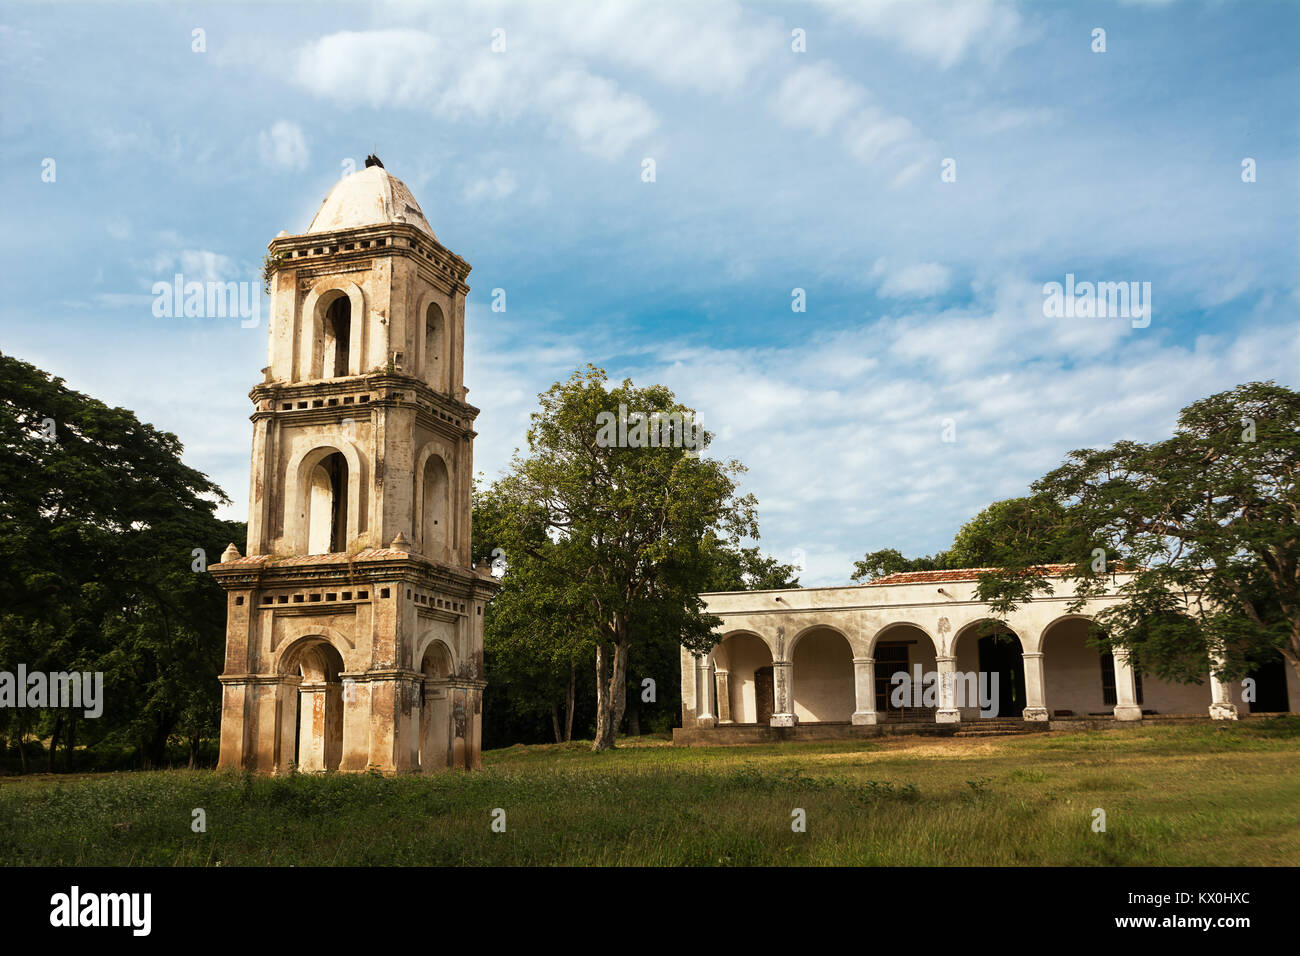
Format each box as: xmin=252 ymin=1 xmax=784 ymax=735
xmin=679 ymin=646 xmax=698 ymax=726
xmin=420 ymin=679 xmax=450 ymax=772
xmin=851 ymin=658 xmax=877 ymax=725
xmin=1112 ymin=650 xmax=1143 ymax=720
xmin=695 ymin=656 xmax=715 ymax=726
xmin=339 ymin=673 xmax=371 ymax=772
xmin=1208 ymin=654 xmax=1239 ymax=720
xmin=445 ymin=679 xmax=486 ymax=769
xmin=770 ymin=661 xmax=796 ymax=727
xmin=274 ymin=676 xmax=301 ymax=773
xmin=469 ymin=680 xmax=485 ymax=770
xmin=935 ymin=656 xmax=960 ymax=723
xmin=297 ymin=681 xmax=328 ymax=772
xmin=1021 ymin=652 xmax=1049 ymax=721
xmin=715 ymin=670 xmax=732 ymax=723
xmin=216 ymin=677 xmax=251 ymax=770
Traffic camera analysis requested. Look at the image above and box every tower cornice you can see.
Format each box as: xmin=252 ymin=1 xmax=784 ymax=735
xmin=248 ymin=372 xmax=481 ymax=440
xmin=268 ymin=222 xmax=470 ymax=294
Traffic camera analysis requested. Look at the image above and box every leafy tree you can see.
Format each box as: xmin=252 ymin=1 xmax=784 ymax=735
xmin=947 ymin=495 xmax=1075 ymax=568
xmin=484 ymin=366 xmax=756 ymax=750
xmin=476 ymin=503 xmax=795 ymax=745
xmin=0 ymin=351 xmax=235 ymax=769
xmin=973 ymin=382 xmax=1300 ymax=687
xmin=850 ymin=548 xmax=951 ymax=583
xmin=475 ymin=480 xmax=590 ymax=745
xmin=702 ymin=534 xmax=800 ymax=592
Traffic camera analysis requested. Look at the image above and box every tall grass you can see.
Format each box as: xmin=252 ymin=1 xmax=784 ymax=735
xmin=1 ymin=719 xmax=1297 ymax=866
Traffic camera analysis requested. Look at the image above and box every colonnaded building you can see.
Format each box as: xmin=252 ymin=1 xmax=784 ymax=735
xmin=211 ymin=157 xmax=498 ymax=773
xmin=677 ymin=566 xmax=1300 ymax=743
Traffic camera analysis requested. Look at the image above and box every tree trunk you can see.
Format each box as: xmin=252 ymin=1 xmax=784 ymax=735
xmin=47 ymin=715 xmax=62 ymax=773
xmin=15 ymin=721 xmax=27 ymax=774
xmin=1285 ymin=621 xmax=1300 ymax=685
xmin=610 ymin=642 xmax=629 ymax=732
xmin=628 ymin=696 xmax=641 ymax=737
xmin=564 ymin=661 xmax=575 ymax=742
xmin=551 ymin=703 xmax=562 ymax=744
xmin=594 ymin=641 xmax=630 ymax=751
xmin=64 ymin=712 xmax=76 ymax=771
xmin=188 ymin=732 xmax=200 ymax=769
xmin=594 ymin=644 xmax=612 ymax=751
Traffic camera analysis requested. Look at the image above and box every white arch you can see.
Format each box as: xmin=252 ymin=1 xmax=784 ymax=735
xmin=866 ymin=621 xmax=939 ymax=659
xmin=413 ymin=442 xmax=456 ymax=558
xmin=788 ymin=623 xmax=854 ymax=659
xmin=414 ymin=292 xmax=449 ymax=390
xmin=714 ymin=628 xmax=775 ymax=665
xmin=949 ymin=617 xmax=1026 ymax=657
xmin=285 ymin=439 xmax=366 ymax=553
xmin=1039 ymin=612 xmax=1103 ymax=655
xmin=414 ymin=631 xmax=461 ymax=678
xmin=273 ymin=626 xmax=355 ymax=676
xmin=299 ymin=279 xmax=365 ymax=380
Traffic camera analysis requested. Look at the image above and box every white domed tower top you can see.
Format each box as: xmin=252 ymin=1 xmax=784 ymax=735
xmin=306 ymin=156 xmax=435 ymax=238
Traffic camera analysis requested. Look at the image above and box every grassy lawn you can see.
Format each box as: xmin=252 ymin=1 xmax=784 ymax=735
xmin=2 ymin=719 xmax=1298 ymax=866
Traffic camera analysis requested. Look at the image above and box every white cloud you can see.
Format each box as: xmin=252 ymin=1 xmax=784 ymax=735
xmin=973 ymin=106 xmax=1057 ymax=134
xmin=290 ymin=27 xmax=657 ymax=160
xmin=770 ymin=63 xmax=863 ymax=135
xmin=537 ymin=68 xmax=658 ymax=160
xmin=257 ymin=120 xmax=309 ymax=171
xmin=464 ymin=169 xmax=517 ymax=201
xmin=768 ymin=63 xmax=936 ymax=187
xmin=872 ymin=259 xmax=952 ymax=298
xmin=818 ymin=0 xmax=1031 ymax=68
xmin=464 ymin=276 xmax=1300 ymax=586
xmin=544 ymin=0 xmax=779 ymax=94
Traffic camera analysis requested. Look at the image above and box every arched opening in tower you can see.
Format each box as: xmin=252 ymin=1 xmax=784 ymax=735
xmin=424 ymin=302 xmax=444 ymax=390
xmin=421 ymin=455 xmax=449 ymax=559
xmin=307 ymin=451 xmax=349 ymax=554
xmin=287 ymin=639 xmax=346 ymax=772
xmin=323 ymin=295 xmax=351 ymax=378
xmin=418 ymin=641 xmax=454 ymax=772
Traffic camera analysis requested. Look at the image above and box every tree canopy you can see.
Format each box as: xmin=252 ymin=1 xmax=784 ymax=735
xmin=0 ymin=351 xmax=239 ymax=770
xmin=480 ymin=366 xmax=763 ymax=750
xmin=972 ymin=382 xmax=1300 ymax=685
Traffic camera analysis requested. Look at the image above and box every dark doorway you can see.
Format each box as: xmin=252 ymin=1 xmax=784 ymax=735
xmin=978 ymin=633 xmax=1026 ymax=718
xmin=1247 ymin=654 xmax=1290 ymax=713
xmin=754 ymin=667 xmax=775 ymax=724
xmin=325 ymin=295 xmax=351 ymax=377
xmin=876 ymin=643 xmax=910 ymax=717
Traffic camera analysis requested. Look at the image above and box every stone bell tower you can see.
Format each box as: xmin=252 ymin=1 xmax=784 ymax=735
xmin=211 ymin=156 xmax=498 ymax=773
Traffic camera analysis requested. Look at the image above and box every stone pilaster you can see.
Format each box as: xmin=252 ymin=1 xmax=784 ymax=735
xmin=1112 ymin=649 xmax=1143 ymax=721
xmin=420 ymin=678 xmax=451 ymax=772
xmin=935 ymin=656 xmax=960 ymax=723
xmin=770 ymin=660 xmax=796 ymax=727
xmin=715 ymin=670 xmax=732 ymax=723
xmin=695 ymin=656 xmax=715 ymax=726
xmin=851 ymin=657 xmax=877 ymax=725
xmin=1021 ymin=651 xmax=1049 ymax=721
xmin=1208 ymin=657 xmax=1239 ymax=720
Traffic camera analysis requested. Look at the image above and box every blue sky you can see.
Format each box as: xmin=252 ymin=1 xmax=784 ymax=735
xmin=2 ymin=0 xmax=1297 ymax=585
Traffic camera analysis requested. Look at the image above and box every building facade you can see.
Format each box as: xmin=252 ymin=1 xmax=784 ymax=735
xmin=211 ymin=158 xmax=498 ymax=773
xmin=679 ymin=567 xmax=1299 ymax=742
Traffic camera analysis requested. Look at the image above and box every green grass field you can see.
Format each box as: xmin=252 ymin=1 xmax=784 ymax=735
xmin=2 ymin=719 xmax=1298 ymax=866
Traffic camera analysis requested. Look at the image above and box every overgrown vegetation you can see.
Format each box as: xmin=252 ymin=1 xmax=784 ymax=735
xmin=2 ymin=721 xmax=1297 ymax=866
xmin=0 ymin=351 xmax=240 ymax=772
